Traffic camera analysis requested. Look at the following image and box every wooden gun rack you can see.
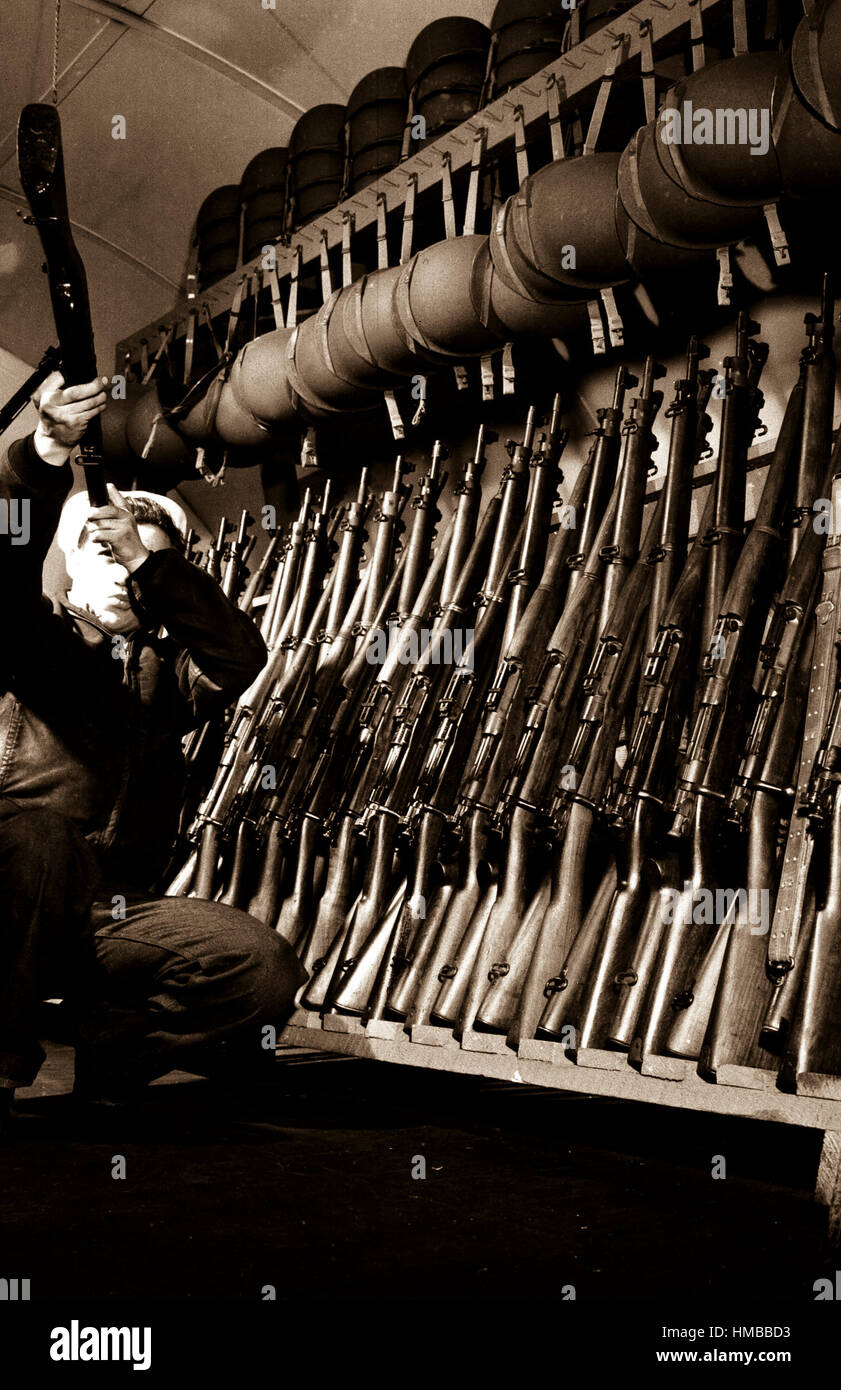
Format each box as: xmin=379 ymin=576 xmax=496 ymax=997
xmin=280 ymin=1010 xmax=841 ymax=1249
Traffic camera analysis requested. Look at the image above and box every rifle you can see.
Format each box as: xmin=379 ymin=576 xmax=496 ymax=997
xmin=0 ymin=345 xmax=62 ymax=437
xmin=456 ymin=415 xmax=583 ymax=827
xmin=763 ymin=469 xmax=841 ymax=1044
xmin=606 ymin=356 xmax=716 ymax=828
xmin=696 ymin=313 xmax=767 ymax=672
xmin=558 ymin=325 xmax=761 ymax=1054
xmin=782 ymin=500 xmax=841 ymax=1093
xmin=451 ymin=375 xmax=656 ymax=1038
xmin=440 ymin=424 xmax=495 ymax=607
xmin=564 ymin=368 xmax=636 ymax=600
xmin=275 ymin=458 xmax=410 ymax=844
xmin=239 ymin=526 xmax=282 ymax=615
xmin=502 ymin=608 xmax=652 ymax=1047
xmin=537 ymin=403 xmax=748 ymax=1055
xmin=627 ymin=320 xmax=810 ymax=1071
xmin=332 ymin=522 xmax=529 ymax=1019
xmin=222 ymin=480 xmax=373 ymax=923
xmin=293 ymin=444 xmax=453 ymax=1000
xmin=279 ymin=463 xmax=415 ymax=973
xmin=275 ymin=449 xmax=486 ymax=954
xmin=188 ymin=489 xmax=335 ymax=900
xmin=291 ymin=553 xmax=410 ymax=973
xmin=686 ymin=299 xmax=838 ymax=1066
xmin=299 ymin=506 xmax=455 ymax=1010
xmin=316 ymin=408 xmax=551 ymax=1017
xmin=296 ymin=419 xmax=529 ymax=988
xmin=168 ymin=504 xmax=301 ymax=892
xmin=221 ymin=509 xmax=255 ymax=601
xmin=429 ymin=481 xmax=621 ymax=1030
xmin=787 ymin=275 xmax=835 ymax=568
xmin=699 ymin=614 xmax=813 ymax=1081
xmin=482 ymin=362 xmax=662 ymax=1041
xmin=529 ymin=352 xmax=708 ymax=1050
xmin=366 ymin=407 xmax=562 ymax=828
xmin=223 ymin=487 xmax=342 ymax=913
xmin=342 ymin=409 xmax=568 ymax=1021
xmin=329 ymin=447 xmax=448 ymax=807
xmin=205 ymin=518 xmax=230 ymax=585
xmin=392 ymin=434 xmax=590 ymax=1025
xmin=261 ymin=492 xmax=311 ymax=645
xmin=272 ymin=559 xmax=374 ymax=942
xmin=17 ymin=104 xmax=108 ymax=506
xmin=222 ymin=543 xmax=342 ymax=915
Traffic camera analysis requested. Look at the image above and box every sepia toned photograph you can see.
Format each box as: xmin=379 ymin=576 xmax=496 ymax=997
xmin=1 ymin=0 xmax=840 ymax=1371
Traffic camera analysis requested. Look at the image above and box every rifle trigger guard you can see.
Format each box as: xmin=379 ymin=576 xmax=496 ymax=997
xmin=438 ymin=964 xmax=457 ymax=981
xmin=766 ymin=958 xmax=793 ymax=984
xmin=544 ymin=973 xmax=568 ymax=998
xmin=487 ymin=962 xmax=510 ymax=982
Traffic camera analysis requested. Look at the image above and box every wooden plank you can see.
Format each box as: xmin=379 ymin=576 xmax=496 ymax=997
xmin=277 ymin=1020 xmax=841 ymax=1132
xmin=815 ymin=1130 xmax=841 ymax=1248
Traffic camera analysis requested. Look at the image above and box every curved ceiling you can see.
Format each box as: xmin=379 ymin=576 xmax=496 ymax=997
xmin=0 ymin=0 xmax=493 ymax=373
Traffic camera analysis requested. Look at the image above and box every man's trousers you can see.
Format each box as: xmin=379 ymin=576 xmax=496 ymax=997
xmin=0 ymin=805 xmax=305 ymax=1092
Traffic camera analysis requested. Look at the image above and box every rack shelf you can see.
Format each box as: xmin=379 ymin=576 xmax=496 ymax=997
xmin=116 ymin=0 xmax=730 ymax=370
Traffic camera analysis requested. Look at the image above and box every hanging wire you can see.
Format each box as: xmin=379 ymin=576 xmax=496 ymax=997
xmin=52 ymin=0 xmax=62 ymax=105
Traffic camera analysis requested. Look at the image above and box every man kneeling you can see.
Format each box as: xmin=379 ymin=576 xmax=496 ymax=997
xmin=0 ymin=372 xmax=304 ymax=1127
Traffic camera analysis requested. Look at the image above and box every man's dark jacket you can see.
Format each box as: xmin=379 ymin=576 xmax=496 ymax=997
xmin=0 ymin=435 xmax=267 ymax=888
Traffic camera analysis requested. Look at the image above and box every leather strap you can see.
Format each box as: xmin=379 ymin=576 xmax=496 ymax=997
xmin=376 ymin=193 xmax=389 ymax=270
xmin=341 ymin=212 xmax=353 ymax=288
xmin=316 ymin=290 xmax=341 ymax=377
xmin=319 ymin=228 xmax=332 ymax=302
xmin=286 ymin=246 xmax=301 ymax=329
xmin=689 ymin=0 xmax=705 ymax=72
xmin=640 ymin=19 xmax=656 ymax=123
xmin=285 ymin=328 xmax=342 ymax=417
xmin=546 ymin=72 xmax=566 ymax=162
xmin=261 ymin=262 xmax=286 ymax=330
xmin=346 ymin=277 xmax=377 ymax=367
xmin=400 ymin=174 xmax=416 ymax=265
xmin=183 ymin=242 xmax=199 ymax=386
xmin=513 ymin=105 xmax=529 ymax=186
xmin=462 ymin=127 xmax=486 ymax=237
xmin=441 ymin=151 xmax=457 ymax=240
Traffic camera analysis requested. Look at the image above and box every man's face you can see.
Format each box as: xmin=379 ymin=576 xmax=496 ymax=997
xmin=66 ymin=522 xmax=172 ymax=634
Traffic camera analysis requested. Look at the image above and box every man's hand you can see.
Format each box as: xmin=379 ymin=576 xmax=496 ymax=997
xmin=84 ymin=484 xmax=149 ymax=573
xmin=33 ymin=371 xmax=108 ymax=464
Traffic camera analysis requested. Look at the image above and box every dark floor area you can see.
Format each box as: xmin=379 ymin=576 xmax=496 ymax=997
xmin=1 ymin=1041 xmax=834 ymax=1303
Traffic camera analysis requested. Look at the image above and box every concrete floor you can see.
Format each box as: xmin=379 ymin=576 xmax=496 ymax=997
xmin=1 ymin=1040 xmax=834 ymax=1302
